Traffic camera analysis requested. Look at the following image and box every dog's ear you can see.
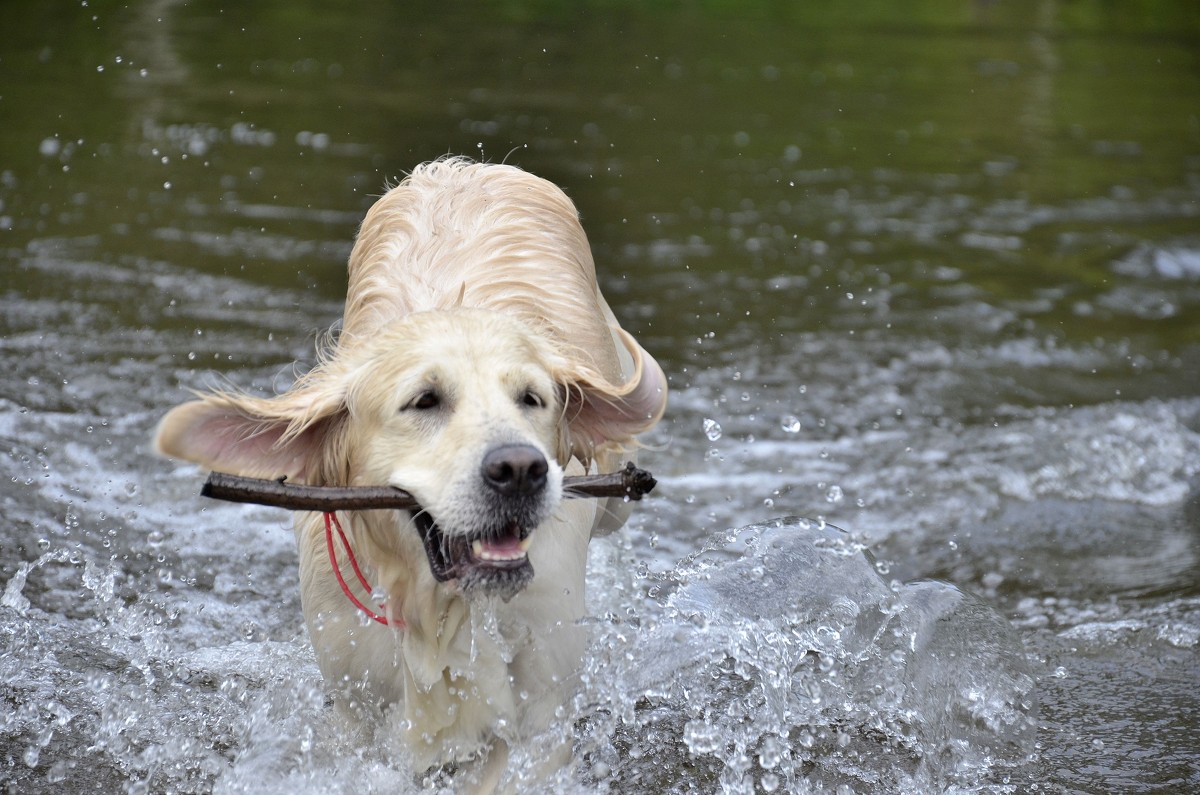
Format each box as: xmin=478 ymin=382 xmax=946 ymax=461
xmin=154 ymin=389 xmax=342 ymax=483
xmin=562 ymin=328 xmax=668 ymax=462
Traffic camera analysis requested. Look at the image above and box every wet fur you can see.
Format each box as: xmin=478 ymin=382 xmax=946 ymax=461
xmin=155 ymin=159 xmax=667 ymax=790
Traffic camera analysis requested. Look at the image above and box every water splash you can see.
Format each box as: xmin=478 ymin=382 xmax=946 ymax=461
xmin=574 ymin=519 xmax=1037 ymax=793
xmin=1 ymin=549 xmax=71 ymax=614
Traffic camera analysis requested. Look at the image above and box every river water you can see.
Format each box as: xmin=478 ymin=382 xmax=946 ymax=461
xmin=2 ymin=2 xmax=1198 ymax=793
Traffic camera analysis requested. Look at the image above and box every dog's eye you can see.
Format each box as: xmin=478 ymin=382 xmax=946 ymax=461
xmin=520 ymin=390 xmax=544 ymax=409
xmin=409 ymin=391 xmax=441 ymax=411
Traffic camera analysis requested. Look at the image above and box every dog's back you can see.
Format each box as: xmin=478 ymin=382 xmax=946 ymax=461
xmin=342 ymin=158 xmax=628 ymax=391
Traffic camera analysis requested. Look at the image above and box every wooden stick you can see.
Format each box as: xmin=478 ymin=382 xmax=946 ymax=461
xmin=201 ymin=462 xmax=657 ymax=512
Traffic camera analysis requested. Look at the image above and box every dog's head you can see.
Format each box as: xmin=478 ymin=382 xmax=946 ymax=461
xmin=155 ymin=308 xmax=666 ymax=598
xmin=343 ymin=310 xmax=571 ymax=599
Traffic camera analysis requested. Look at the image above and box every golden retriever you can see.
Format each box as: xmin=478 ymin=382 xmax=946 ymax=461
xmin=154 ymin=158 xmax=667 ymax=791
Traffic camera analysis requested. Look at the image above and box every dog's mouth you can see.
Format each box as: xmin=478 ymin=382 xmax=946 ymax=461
xmin=412 ymin=509 xmax=534 ymax=599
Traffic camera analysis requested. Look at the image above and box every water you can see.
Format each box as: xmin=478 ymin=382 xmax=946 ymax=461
xmin=3 ymin=2 xmax=1199 ymax=793
xmin=576 ymin=519 xmax=1037 ymax=794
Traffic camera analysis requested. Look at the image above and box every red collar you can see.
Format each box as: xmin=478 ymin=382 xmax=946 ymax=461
xmin=323 ymin=512 xmax=405 ymax=629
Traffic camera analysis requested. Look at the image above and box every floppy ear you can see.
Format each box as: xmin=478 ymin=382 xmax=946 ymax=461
xmin=563 ymin=328 xmax=668 ymax=462
xmin=154 ymin=389 xmax=342 ymax=483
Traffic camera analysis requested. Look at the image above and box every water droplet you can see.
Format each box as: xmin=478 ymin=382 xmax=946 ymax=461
xmin=780 ymin=414 xmax=801 ymax=433
xmin=683 ymin=719 xmax=721 ymax=754
xmin=147 ymin=529 xmax=165 ymax=547
xmin=825 ymin=485 xmax=844 ymax=504
xmin=46 ymin=759 xmax=71 ymax=783
xmin=702 ymin=417 xmax=722 ymax=441
xmin=759 ymin=734 xmax=782 ymax=768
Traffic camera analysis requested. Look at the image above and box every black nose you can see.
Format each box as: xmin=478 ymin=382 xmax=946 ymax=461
xmin=481 ymin=444 xmax=549 ymax=496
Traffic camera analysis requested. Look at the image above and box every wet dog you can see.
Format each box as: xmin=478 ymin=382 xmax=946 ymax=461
xmin=155 ymin=159 xmax=667 ymax=791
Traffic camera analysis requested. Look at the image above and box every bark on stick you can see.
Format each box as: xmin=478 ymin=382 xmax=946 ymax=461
xmin=200 ymin=462 xmax=656 ymax=512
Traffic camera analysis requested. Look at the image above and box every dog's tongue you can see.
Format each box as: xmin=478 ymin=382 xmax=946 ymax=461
xmin=473 ymin=534 xmax=529 ymax=563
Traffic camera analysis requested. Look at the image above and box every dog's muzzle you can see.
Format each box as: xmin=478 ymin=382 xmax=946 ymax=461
xmin=412 ymin=444 xmax=549 ymax=600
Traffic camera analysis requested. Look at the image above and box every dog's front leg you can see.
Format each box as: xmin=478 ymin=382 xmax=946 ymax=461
xmin=458 ymin=739 xmax=508 ymax=795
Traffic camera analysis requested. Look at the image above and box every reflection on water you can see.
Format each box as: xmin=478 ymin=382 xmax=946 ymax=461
xmin=2 ymin=2 xmax=1199 ymax=793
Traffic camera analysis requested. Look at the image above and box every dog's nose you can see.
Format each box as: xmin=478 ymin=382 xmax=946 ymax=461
xmin=481 ymin=444 xmax=549 ymax=496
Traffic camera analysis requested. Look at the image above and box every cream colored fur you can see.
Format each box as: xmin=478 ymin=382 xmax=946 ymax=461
xmin=155 ymin=159 xmax=666 ymax=791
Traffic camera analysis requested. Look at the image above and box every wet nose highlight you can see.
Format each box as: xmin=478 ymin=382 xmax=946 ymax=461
xmin=481 ymin=444 xmax=549 ymax=496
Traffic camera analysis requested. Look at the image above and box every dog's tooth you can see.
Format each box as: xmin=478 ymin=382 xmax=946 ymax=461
xmin=472 ymin=540 xmax=483 ymax=558
xmin=518 ymin=536 xmax=532 ymax=552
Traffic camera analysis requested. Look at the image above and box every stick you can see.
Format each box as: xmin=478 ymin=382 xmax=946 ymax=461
xmin=201 ymin=462 xmax=657 ymax=512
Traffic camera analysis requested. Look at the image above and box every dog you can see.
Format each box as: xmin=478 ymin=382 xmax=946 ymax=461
xmin=155 ymin=158 xmax=667 ymax=790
